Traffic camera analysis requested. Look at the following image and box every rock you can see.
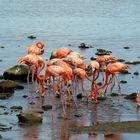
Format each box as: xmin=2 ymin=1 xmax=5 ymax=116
xmin=97 ymin=96 xmax=106 ymax=101
xmin=0 ymin=105 xmax=7 ymax=108
xmin=111 ymin=93 xmax=119 ymax=96
xmin=27 ymin=35 xmax=36 ymax=39
xmin=79 ymin=43 xmax=90 ymax=49
xmin=0 ymin=75 xmax=3 ymax=79
xmin=125 ymin=61 xmax=140 ymax=65
xmin=22 ymin=95 xmax=28 ymax=98
xmin=104 ymin=133 xmax=114 ymax=137
xmin=0 ymin=92 xmax=14 ymax=100
xmin=120 ymin=80 xmax=127 ymax=84
xmin=17 ymin=112 xmax=43 ymax=123
xmin=0 ymin=80 xmax=24 ymax=99
xmin=77 ymin=93 xmax=83 ymax=99
xmin=0 ymin=46 xmax=5 ymax=48
xmin=117 ymin=59 xmax=125 ymax=62
xmin=10 ymin=106 xmax=23 ymax=111
xmin=0 ymin=80 xmax=24 ymax=93
xmin=3 ymin=65 xmax=31 ymax=82
xmin=123 ymin=47 xmax=130 ymax=49
xmin=0 ymin=59 xmax=2 ymax=62
xmin=74 ymin=112 xmax=83 ymax=117
xmin=42 ymin=105 xmax=52 ymax=111
xmin=124 ymin=93 xmax=137 ymax=100
xmin=97 ymin=82 xmax=102 ymax=86
xmin=95 ymin=49 xmax=112 ymax=55
xmin=90 ymin=56 xmax=97 ymax=60
xmin=133 ymin=71 xmax=139 ymax=75
xmin=120 ymin=70 xmax=131 ymax=74
xmin=0 ymin=134 xmax=2 ymax=138
xmin=0 ymin=123 xmax=12 ymax=131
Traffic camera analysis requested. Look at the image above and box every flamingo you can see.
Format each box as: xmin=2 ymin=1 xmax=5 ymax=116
xmin=19 ymin=54 xmax=45 ymax=93
xmin=96 ymin=55 xmax=117 ymax=81
xmin=36 ymin=65 xmax=73 ymax=116
xmin=63 ymin=54 xmax=86 ymax=70
xmin=73 ymin=68 xmax=91 ymax=101
xmin=93 ymin=62 xmax=129 ymax=103
xmin=50 ymin=47 xmax=73 ymax=59
xmin=36 ymin=65 xmax=71 ymax=97
xmin=68 ymin=51 xmax=85 ymax=59
xmin=88 ymin=61 xmax=100 ymax=99
xmin=46 ymin=58 xmax=73 ymax=87
xmin=28 ymin=42 xmax=45 ymax=55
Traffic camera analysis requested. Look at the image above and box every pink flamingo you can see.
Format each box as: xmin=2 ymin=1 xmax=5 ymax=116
xmin=88 ymin=61 xmax=100 ymax=100
xmin=96 ymin=55 xmax=117 ymax=81
xmin=19 ymin=54 xmax=45 ymax=93
xmin=93 ymin=62 xmax=129 ymax=103
xmin=73 ymin=68 xmax=91 ymax=101
xmin=63 ymin=54 xmax=86 ymax=70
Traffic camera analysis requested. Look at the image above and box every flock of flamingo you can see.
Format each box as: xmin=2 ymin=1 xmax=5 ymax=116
xmin=18 ymin=41 xmax=130 ymax=115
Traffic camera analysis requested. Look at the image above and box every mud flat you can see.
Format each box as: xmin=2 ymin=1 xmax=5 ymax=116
xmin=69 ymin=121 xmax=140 ymax=134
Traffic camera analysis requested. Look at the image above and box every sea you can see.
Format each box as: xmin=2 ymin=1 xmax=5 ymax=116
xmin=0 ymin=0 xmax=140 ymax=139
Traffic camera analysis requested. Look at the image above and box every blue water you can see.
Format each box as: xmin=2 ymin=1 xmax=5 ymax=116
xmin=0 ymin=0 xmax=140 ymax=139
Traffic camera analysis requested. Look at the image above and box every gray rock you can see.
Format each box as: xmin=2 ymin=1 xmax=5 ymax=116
xmin=0 ymin=80 xmax=24 ymax=92
xmin=17 ymin=112 xmax=43 ymax=123
xmin=42 ymin=105 xmax=52 ymax=111
xmin=27 ymin=35 xmax=36 ymax=39
xmin=95 ymin=49 xmax=112 ymax=55
xmin=124 ymin=93 xmax=137 ymax=100
xmin=0 ymin=123 xmax=12 ymax=131
xmin=133 ymin=71 xmax=139 ymax=75
xmin=3 ymin=65 xmax=31 ymax=82
xmin=10 ymin=106 xmax=23 ymax=111
xmin=125 ymin=61 xmax=140 ymax=65
xmin=79 ymin=43 xmax=91 ymax=49
xmin=0 ymin=80 xmax=24 ymax=99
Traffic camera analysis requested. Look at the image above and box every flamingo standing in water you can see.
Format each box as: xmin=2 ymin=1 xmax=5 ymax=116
xmin=46 ymin=58 xmax=73 ymax=93
xmin=73 ymin=68 xmax=91 ymax=101
xmin=96 ymin=55 xmax=117 ymax=81
xmin=93 ymin=62 xmax=129 ymax=103
xmin=19 ymin=54 xmax=45 ymax=93
xmin=36 ymin=65 xmax=73 ymax=116
xmin=88 ymin=61 xmax=100 ymax=100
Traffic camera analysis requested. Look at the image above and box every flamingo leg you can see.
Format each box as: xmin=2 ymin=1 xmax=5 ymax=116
xmin=109 ymin=75 xmax=115 ymax=95
xmin=81 ymin=78 xmax=89 ymax=101
xmin=103 ymin=75 xmax=114 ymax=96
xmin=115 ymin=74 xmax=121 ymax=94
xmin=27 ymin=67 xmax=32 ymax=99
xmin=31 ymin=67 xmax=36 ymax=92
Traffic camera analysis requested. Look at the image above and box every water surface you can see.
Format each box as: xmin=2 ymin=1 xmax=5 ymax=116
xmin=0 ymin=0 xmax=140 ymax=139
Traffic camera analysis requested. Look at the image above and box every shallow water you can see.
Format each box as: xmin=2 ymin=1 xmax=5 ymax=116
xmin=0 ymin=0 xmax=140 ymax=139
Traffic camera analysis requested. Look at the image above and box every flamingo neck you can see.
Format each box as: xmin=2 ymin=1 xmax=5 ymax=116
xmin=36 ymin=62 xmax=45 ymax=81
xmin=94 ymin=67 xmax=100 ymax=81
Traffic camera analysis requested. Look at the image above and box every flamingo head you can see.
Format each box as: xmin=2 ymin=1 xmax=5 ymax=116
xmin=36 ymin=42 xmax=44 ymax=49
